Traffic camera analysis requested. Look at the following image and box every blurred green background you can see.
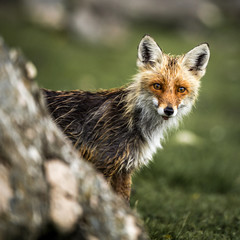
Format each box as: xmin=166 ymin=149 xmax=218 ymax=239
xmin=1 ymin=1 xmax=240 ymax=239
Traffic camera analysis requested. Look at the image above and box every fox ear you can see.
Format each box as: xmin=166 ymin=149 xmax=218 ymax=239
xmin=137 ymin=35 xmax=163 ymax=68
xmin=183 ymin=43 xmax=210 ymax=78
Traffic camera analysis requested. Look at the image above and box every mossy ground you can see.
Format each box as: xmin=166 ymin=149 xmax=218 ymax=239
xmin=1 ymin=10 xmax=240 ymax=240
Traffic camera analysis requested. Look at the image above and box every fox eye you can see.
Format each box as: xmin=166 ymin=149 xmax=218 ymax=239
xmin=153 ymin=83 xmax=162 ymax=90
xmin=178 ymin=87 xmax=186 ymax=93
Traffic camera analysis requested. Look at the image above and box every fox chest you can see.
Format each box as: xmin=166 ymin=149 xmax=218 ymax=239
xmin=127 ymin=129 xmax=164 ymax=170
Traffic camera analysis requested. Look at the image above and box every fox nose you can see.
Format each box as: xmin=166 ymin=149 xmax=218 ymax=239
xmin=164 ymin=106 xmax=174 ymax=116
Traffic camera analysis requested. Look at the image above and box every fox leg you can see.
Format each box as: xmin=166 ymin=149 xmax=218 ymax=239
xmin=110 ymin=171 xmax=132 ymax=202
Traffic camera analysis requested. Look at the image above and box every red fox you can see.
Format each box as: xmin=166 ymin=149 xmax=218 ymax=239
xmin=43 ymin=35 xmax=210 ymax=201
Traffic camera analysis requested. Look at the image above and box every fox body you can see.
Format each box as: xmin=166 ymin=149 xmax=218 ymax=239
xmin=43 ymin=35 xmax=210 ymax=201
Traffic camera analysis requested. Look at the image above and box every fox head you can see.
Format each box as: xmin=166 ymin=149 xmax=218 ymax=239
xmin=130 ymin=35 xmax=210 ymax=122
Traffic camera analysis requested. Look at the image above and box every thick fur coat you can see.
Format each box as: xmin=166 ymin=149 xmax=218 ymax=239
xmin=43 ymin=35 xmax=210 ymax=201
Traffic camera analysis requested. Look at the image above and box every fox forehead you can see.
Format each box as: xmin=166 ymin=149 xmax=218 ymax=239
xmin=141 ymin=55 xmax=194 ymax=87
xmin=160 ymin=55 xmax=182 ymax=77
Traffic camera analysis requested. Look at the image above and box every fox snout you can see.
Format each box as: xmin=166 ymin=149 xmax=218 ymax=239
xmin=162 ymin=106 xmax=178 ymax=120
xmin=152 ymin=98 xmax=178 ymax=119
xmin=155 ymin=104 xmax=178 ymax=120
xmin=164 ymin=106 xmax=174 ymax=116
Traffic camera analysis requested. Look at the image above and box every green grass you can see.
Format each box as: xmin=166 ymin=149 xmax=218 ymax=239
xmin=1 ymin=9 xmax=240 ymax=240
